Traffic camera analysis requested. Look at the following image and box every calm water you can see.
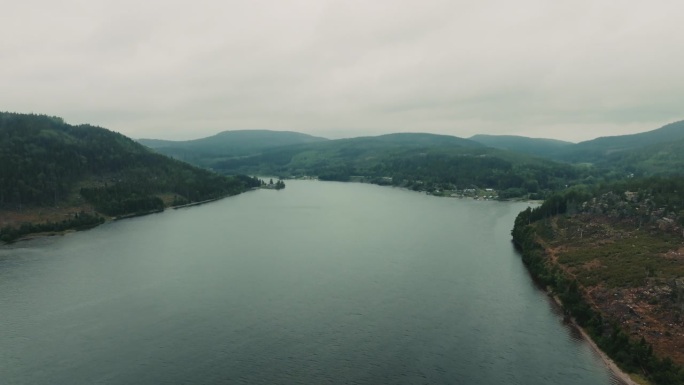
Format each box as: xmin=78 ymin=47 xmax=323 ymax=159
xmin=0 ymin=180 xmax=621 ymax=385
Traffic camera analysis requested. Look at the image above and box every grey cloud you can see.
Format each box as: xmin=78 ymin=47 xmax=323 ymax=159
xmin=1 ymin=0 xmax=682 ymax=142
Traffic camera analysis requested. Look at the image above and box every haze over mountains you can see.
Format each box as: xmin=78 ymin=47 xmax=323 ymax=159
xmin=552 ymin=120 xmax=684 ymax=163
xmin=468 ymin=135 xmax=573 ymax=159
xmin=139 ymin=119 xmax=684 ymax=178
xmin=139 ymin=130 xmax=327 ymax=158
xmin=141 ymin=129 xmax=576 ymax=194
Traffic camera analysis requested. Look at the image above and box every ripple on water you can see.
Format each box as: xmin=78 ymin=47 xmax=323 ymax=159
xmin=0 ymin=181 xmax=620 ymax=385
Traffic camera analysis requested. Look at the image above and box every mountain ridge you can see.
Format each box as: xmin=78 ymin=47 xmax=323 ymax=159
xmin=469 ymin=134 xmax=573 ymax=158
xmin=556 ymin=120 xmax=684 ymax=163
xmin=139 ymin=120 xmax=684 ymax=169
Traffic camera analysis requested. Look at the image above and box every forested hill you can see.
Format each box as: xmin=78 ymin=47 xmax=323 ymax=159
xmin=511 ymin=178 xmax=684 ymax=384
xmin=555 ymin=120 xmax=684 ymax=164
xmin=138 ymin=129 xmax=328 ymax=168
xmin=137 ymin=120 xmax=684 ymax=200
xmin=469 ymin=134 xmax=573 ymax=158
xmin=468 ymin=121 xmax=684 ymax=173
xmin=208 ymin=132 xmax=586 ymax=198
xmin=0 ymin=112 xmax=259 ymax=241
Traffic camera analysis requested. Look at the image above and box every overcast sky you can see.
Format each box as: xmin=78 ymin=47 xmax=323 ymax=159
xmin=2 ymin=0 xmax=683 ymax=142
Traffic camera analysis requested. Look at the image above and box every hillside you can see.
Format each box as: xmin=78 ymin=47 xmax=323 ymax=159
xmin=598 ymin=137 xmax=684 ymax=176
xmin=556 ymin=120 xmax=684 ymax=164
xmin=467 ymin=121 xmax=684 ymax=180
xmin=138 ymin=129 xmax=328 ymax=167
xmin=210 ymin=132 xmax=586 ymax=197
xmin=512 ymin=178 xmax=684 ymax=385
xmin=469 ymin=134 xmax=573 ymax=158
xmin=0 ymin=112 xmax=260 ymax=242
xmin=135 ymin=120 xmax=684 ymax=199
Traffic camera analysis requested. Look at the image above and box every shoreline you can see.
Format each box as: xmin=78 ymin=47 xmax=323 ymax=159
xmin=1 ymin=190 xmax=258 ymax=245
xmin=550 ymin=294 xmax=641 ymax=385
xmin=170 ymin=196 xmax=224 ymax=210
xmin=1 ymin=185 xmax=644 ymax=383
xmin=576 ymin=323 xmax=641 ymax=385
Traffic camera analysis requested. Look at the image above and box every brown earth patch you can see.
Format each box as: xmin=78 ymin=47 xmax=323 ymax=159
xmin=1 ymin=204 xmax=99 ymax=228
xmin=582 ymin=259 xmax=603 ymax=271
xmin=588 ymin=284 xmax=684 ymax=366
xmin=543 ymin=216 xmax=684 ymax=367
xmin=663 ymin=247 xmax=684 ymax=261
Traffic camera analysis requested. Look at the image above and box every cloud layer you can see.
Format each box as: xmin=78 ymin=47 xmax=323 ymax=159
xmin=2 ymin=0 xmax=683 ymax=142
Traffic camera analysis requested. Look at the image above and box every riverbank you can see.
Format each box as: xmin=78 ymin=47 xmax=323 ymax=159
xmin=576 ymin=321 xmax=648 ymax=385
xmin=1 ymin=191 xmax=251 ymax=245
xmin=550 ymin=295 xmax=643 ymax=385
xmin=170 ymin=197 xmax=224 ymax=209
xmin=512 ymin=205 xmax=684 ymax=385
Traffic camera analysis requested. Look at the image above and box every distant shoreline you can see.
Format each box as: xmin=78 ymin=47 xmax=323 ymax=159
xmin=170 ymin=197 xmax=223 ymax=210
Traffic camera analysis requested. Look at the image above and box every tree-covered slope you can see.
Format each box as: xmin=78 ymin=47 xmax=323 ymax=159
xmin=556 ymin=120 xmax=684 ymax=163
xmin=0 ymin=112 xmax=259 ymax=241
xmin=135 ymin=120 xmax=684 ymax=200
xmin=138 ymin=129 xmax=328 ymax=167
xmin=208 ymin=132 xmax=482 ymax=176
xmin=512 ymin=178 xmax=684 ymax=384
xmin=597 ymin=137 xmax=684 ymax=176
xmin=211 ymin=132 xmax=586 ymax=197
xmin=469 ymin=134 xmax=573 ymax=158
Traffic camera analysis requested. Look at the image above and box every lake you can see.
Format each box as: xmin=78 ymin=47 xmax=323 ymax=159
xmin=0 ymin=180 xmax=622 ymax=384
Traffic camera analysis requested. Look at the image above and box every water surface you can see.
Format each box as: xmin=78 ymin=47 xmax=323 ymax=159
xmin=0 ymin=180 xmax=621 ymax=384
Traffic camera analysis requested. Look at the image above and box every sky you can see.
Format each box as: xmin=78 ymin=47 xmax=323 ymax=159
xmin=2 ymin=0 xmax=683 ymax=142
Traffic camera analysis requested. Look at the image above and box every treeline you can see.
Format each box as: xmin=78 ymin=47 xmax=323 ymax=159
xmin=0 ymin=112 xmax=153 ymax=208
xmin=0 ymin=112 xmax=261 ymax=216
xmin=512 ymin=221 xmax=684 ymax=384
xmin=367 ymin=151 xmax=582 ymax=197
xmin=79 ymin=186 xmax=165 ymax=217
xmin=512 ymin=176 xmax=684 ymax=225
xmin=0 ymin=212 xmax=104 ymax=243
xmin=511 ymin=177 xmax=684 ymax=385
xmin=0 ymin=112 xmax=265 ymax=240
xmin=212 ymin=144 xmax=591 ymax=198
xmin=78 ymin=173 xmax=263 ymax=217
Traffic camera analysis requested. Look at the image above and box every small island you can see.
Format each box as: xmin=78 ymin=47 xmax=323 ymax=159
xmin=260 ymin=178 xmax=286 ymax=190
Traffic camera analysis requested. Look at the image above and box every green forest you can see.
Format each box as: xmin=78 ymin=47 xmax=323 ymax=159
xmin=205 ymin=136 xmax=595 ymax=199
xmin=143 ymin=121 xmax=684 ymax=201
xmin=0 ymin=112 xmax=261 ymax=241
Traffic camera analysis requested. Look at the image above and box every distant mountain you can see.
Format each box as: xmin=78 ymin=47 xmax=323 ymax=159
xmin=0 ymin=112 xmax=259 ymax=241
xmin=138 ymin=130 xmax=483 ymax=171
xmin=599 ymin=137 xmax=684 ymax=176
xmin=363 ymin=132 xmax=484 ymax=148
xmin=469 ymin=134 xmax=573 ymax=158
xmin=275 ymin=132 xmax=484 ymax=155
xmin=138 ymin=130 xmax=328 ymax=167
xmin=211 ymin=132 xmax=484 ymax=175
xmin=211 ymin=132 xmax=585 ymax=197
xmin=556 ymin=120 xmax=684 ymax=163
